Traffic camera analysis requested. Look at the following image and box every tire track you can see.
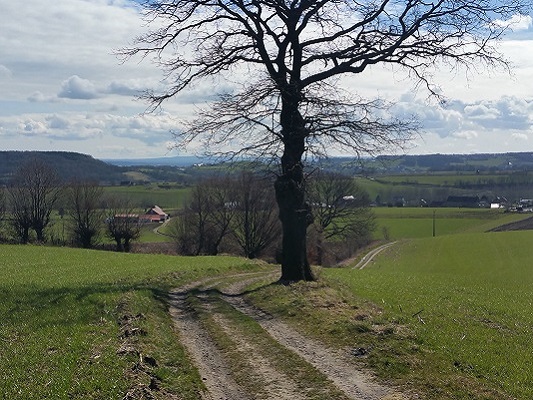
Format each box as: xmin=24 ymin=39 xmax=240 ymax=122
xmin=353 ymin=242 xmax=398 ymax=270
xmin=168 ymin=270 xmax=408 ymax=400
xmin=219 ymin=277 xmax=406 ymax=400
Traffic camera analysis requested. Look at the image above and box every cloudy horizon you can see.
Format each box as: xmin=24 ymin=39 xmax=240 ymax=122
xmin=1 ymin=0 xmax=533 ymax=160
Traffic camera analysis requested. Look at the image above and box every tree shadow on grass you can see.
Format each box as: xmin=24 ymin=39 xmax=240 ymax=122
xmin=0 ymin=281 xmax=164 ymax=331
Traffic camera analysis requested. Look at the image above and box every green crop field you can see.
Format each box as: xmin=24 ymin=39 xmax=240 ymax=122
xmin=103 ymin=185 xmax=191 ymax=211
xmin=373 ymin=207 xmax=530 ymax=239
xmin=0 ymin=246 xmax=260 ymax=399
xmin=327 ymin=231 xmax=533 ymax=398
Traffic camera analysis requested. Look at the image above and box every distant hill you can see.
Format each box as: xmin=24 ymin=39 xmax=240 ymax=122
xmin=0 ymin=151 xmax=126 ymax=185
xmin=313 ymin=152 xmax=533 ymax=175
xmin=4 ymin=151 xmax=533 ymax=187
xmin=104 ymin=155 xmax=207 ymax=167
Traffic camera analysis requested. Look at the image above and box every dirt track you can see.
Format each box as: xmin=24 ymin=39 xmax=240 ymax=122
xmin=167 ymin=272 xmax=408 ymax=400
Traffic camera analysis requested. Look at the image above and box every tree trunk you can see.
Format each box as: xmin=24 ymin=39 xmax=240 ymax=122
xmin=275 ymin=171 xmax=314 ymax=281
xmin=275 ymin=95 xmax=315 ymax=282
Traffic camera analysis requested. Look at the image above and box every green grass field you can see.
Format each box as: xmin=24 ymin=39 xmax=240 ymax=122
xmin=103 ymin=185 xmax=190 ymax=211
xmin=373 ymin=207 xmax=530 ymax=239
xmin=326 ymin=231 xmax=533 ymax=398
xmin=0 ymin=246 xmax=259 ymax=399
xmin=4 ymin=204 xmax=533 ymax=399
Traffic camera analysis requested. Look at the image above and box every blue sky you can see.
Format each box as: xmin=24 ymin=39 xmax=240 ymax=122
xmin=1 ymin=0 xmax=533 ymax=159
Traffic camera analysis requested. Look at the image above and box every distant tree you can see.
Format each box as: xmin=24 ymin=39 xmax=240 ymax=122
xmin=171 ymin=177 xmax=235 ymax=255
xmin=7 ymin=159 xmax=62 ymax=243
xmin=66 ymin=181 xmax=104 ymax=248
xmin=232 ymin=172 xmax=280 ymax=259
xmin=104 ymin=197 xmax=142 ymax=252
xmin=7 ymin=185 xmax=32 ymax=243
xmin=308 ymin=172 xmax=375 ymax=265
xmin=122 ymin=0 xmax=529 ymax=281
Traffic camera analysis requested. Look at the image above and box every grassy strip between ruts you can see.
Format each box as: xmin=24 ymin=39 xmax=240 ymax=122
xmin=189 ymin=289 xmax=350 ymax=400
xmin=0 ymin=244 xmax=264 ymax=399
xmin=247 ymin=230 xmax=533 ymax=399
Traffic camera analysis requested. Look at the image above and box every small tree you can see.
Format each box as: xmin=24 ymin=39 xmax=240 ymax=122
xmin=7 ymin=185 xmax=32 ymax=243
xmin=7 ymin=159 xmax=62 ymax=243
xmin=308 ymin=172 xmax=375 ymax=265
xmin=104 ymin=197 xmax=142 ymax=252
xmin=66 ymin=181 xmax=103 ymax=248
xmin=171 ymin=177 xmax=235 ymax=255
xmin=232 ymin=172 xmax=280 ymax=259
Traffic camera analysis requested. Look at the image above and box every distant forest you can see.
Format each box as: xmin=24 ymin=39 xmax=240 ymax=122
xmin=0 ymin=151 xmax=126 ymax=185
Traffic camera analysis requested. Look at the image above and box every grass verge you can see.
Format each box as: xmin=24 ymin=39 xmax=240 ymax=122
xmin=0 ymin=244 xmax=260 ymax=399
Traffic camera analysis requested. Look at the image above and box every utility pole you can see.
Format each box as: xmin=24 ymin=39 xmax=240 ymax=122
xmin=432 ymin=209 xmax=436 ymax=237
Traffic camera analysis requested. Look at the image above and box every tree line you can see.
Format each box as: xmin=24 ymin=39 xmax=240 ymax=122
xmin=157 ymin=169 xmax=375 ymax=264
xmin=0 ymin=159 xmax=375 ymax=265
xmin=0 ymin=159 xmax=141 ymax=251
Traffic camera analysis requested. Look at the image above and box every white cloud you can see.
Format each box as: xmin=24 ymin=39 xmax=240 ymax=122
xmin=0 ymin=111 xmax=180 ymax=147
xmin=493 ymin=14 xmax=533 ymax=31
xmin=0 ymin=0 xmax=533 ymax=158
xmin=512 ymin=132 xmax=529 ymax=141
xmin=27 ymin=91 xmax=59 ymax=103
xmin=451 ymin=130 xmax=479 ymax=140
xmin=58 ymin=76 xmax=100 ymax=100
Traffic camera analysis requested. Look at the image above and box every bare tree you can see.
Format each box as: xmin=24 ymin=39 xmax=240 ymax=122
xmin=7 ymin=159 xmax=62 ymax=243
xmin=171 ymin=177 xmax=235 ymax=255
xmin=7 ymin=185 xmax=32 ymax=244
xmin=104 ymin=197 xmax=142 ymax=252
xmin=232 ymin=172 xmax=280 ymax=259
xmin=307 ymin=172 xmax=375 ymax=265
xmin=66 ymin=180 xmax=104 ymax=248
xmin=124 ymin=0 xmax=529 ymax=281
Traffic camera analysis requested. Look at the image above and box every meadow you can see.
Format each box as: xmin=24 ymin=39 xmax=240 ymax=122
xmin=373 ymin=207 xmax=529 ymax=239
xmin=0 ymin=245 xmax=260 ymax=399
xmin=3 ymin=204 xmax=533 ymax=399
xmin=102 ymin=184 xmax=191 ymax=212
xmin=324 ymin=230 xmax=533 ymax=398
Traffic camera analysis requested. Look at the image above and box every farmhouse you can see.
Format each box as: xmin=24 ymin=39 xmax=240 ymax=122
xmin=141 ymin=205 xmax=169 ymax=223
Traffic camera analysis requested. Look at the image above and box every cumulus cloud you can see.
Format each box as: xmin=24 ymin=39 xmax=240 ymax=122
xmin=46 ymin=115 xmax=70 ymax=130
xmin=492 ymin=14 xmax=533 ymax=31
xmin=393 ymin=94 xmax=533 ymax=150
xmin=58 ymin=75 xmax=100 ymax=100
xmin=106 ymin=81 xmax=145 ymax=96
xmin=512 ymin=132 xmax=529 ymax=141
xmin=28 ymin=91 xmax=59 ymax=103
xmin=1 ymin=111 xmax=180 ymax=146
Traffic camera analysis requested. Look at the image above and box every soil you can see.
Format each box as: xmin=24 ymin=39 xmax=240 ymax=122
xmin=167 ymin=272 xmax=410 ymax=400
xmin=488 ymin=215 xmax=533 ymax=232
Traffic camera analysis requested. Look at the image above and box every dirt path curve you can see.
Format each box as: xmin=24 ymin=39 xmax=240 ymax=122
xmin=168 ymin=271 xmax=408 ymax=400
xmin=353 ymin=242 xmax=398 ymax=270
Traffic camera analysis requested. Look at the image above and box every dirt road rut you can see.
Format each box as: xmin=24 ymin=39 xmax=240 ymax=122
xmin=168 ymin=272 xmax=408 ymax=400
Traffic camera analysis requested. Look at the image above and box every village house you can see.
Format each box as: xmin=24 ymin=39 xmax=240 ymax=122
xmin=140 ymin=205 xmax=169 ymax=223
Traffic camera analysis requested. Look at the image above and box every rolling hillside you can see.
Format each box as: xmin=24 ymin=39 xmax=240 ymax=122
xmin=0 ymin=151 xmax=126 ymax=185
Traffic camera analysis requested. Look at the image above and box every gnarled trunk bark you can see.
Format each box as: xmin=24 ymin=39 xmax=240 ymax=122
xmin=275 ymin=94 xmax=315 ymax=282
xmin=275 ymin=171 xmax=314 ymax=281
